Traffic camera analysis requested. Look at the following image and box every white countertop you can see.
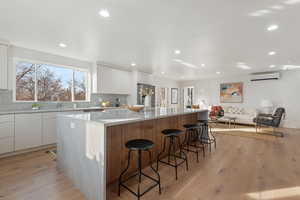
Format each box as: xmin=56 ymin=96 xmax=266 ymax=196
xmin=59 ymin=107 xmax=208 ymax=127
xmin=0 ymin=106 xmax=120 ymax=115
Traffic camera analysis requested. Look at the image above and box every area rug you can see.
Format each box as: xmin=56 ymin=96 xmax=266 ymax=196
xmin=213 ymin=126 xmax=280 ymax=141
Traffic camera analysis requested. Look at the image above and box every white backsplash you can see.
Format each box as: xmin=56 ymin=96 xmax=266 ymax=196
xmin=0 ymin=90 xmax=128 ymax=111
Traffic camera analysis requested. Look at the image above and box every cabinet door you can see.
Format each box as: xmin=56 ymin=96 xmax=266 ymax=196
xmin=0 ymin=137 xmax=14 ymax=154
xmin=98 ymin=66 xmax=131 ymax=94
xmin=0 ymin=114 xmax=15 ymax=154
xmin=0 ymin=122 xmax=14 ymax=139
xmin=15 ymin=113 xmax=42 ymax=151
xmin=42 ymin=113 xmax=57 ymax=145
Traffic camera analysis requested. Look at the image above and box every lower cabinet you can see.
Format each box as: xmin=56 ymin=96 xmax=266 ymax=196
xmin=1 ymin=111 xmax=79 ymax=155
xmin=0 ymin=137 xmax=14 ymax=154
xmin=15 ymin=113 xmax=42 ymax=151
xmin=42 ymin=113 xmax=57 ymax=145
xmin=0 ymin=114 xmax=14 ymax=154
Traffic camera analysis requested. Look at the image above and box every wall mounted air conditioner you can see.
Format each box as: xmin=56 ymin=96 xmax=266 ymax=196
xmin=250 ymin=72 xmax=281 ymax=81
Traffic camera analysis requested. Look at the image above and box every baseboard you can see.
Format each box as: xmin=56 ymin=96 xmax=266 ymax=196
xmin=0 ymin=144 xmax=56 ymax=159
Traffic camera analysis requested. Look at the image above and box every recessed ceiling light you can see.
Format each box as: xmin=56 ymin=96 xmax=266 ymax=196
xmin=268 ymin=51 xmax=277 ymax=56
xmin=174 ymin=50 xmax=181 ymax=55
xmin=216 ymin=71 xmax=221 ymax=74
xmin=201 ymin=64 xmax=205 ymax=67
xmin=99 ymin=9 xmax=110 ymax=18
xmin=131 ymin=62 xmax=136 ymax=67
xmin=269 ymin=65 xmax=276 ymax=68
xmin=59 ymin=43 xmax=67 ymax=48
xmin=267 ymin=24 xmax=279 ymax=31
xmin=161 ymin=72 xmax=165 ymax=75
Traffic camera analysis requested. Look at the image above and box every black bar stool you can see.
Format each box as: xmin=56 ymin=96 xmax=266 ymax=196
xmin=182 ymin=124 xmax=205 ymax=162
xmin=198 ymin=120 xmax=217 ymax=152
xmin=156 ymin=129 xmax=188 ymax=180
xmin=118 ymin=139 xmax=161 ymax=200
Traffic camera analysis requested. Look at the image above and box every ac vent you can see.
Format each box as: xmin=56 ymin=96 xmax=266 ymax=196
xmin=250 ymin=72 xmax=281 ymax=82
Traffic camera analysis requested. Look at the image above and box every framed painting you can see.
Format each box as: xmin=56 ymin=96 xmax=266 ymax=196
xmin=171 ymin=88 xmax=178 ymax=104
xmin=220 ymin=82 xmax=243 ymax=103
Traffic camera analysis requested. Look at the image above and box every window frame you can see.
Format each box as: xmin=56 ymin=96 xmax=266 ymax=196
xmin=184 ymin=86 xmax=194 ymax=107
xmin=13 ymin=58 xmax=91 ymax=103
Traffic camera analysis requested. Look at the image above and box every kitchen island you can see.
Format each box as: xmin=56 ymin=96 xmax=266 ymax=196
xmin=57 ymin=108 xmax=208 ymax=200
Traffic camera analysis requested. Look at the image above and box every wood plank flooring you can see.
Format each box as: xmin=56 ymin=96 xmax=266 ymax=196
xmin=1 ymin=126 xmax=300 ymax=200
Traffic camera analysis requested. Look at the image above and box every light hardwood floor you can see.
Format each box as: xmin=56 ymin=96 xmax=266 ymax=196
xmin=1 ymin=126 xmax=300 ymax=200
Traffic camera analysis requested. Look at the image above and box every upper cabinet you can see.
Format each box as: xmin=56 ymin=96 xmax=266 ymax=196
xmin=97 ymin=66 xmax=132 ymax=94
xmin=0 ymin=43 xmax=8 ymax=89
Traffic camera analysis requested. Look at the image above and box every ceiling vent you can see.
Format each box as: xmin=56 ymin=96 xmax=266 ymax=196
xmin=250 ymin=71 xmax=281 ymax=81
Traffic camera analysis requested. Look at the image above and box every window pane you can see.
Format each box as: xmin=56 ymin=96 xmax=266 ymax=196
xmin=74 ymin=70 xmax=87 ymax=101
xmin=16 ymin=62 xmax=35 ymax=101
xmin=37 ymin=64 xmax=72 ymax=101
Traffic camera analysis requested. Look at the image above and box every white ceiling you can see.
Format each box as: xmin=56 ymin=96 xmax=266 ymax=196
xmin=1 ymin=0 xmax=300 ymax=80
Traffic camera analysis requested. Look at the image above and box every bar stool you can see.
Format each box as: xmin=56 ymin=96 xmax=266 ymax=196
xmin=156 ymin=129 xmax=188 ymax=180
xmin=198 ymin=120 xmax=217 ymax=152
xmin=182 ymin=124 xmax=205 ymax=162
xmin=118 ymin=139 xmax=161 ymax=200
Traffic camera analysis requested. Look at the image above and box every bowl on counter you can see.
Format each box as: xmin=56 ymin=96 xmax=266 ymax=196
xmin=127 ymin=105 xmax=144 ymax=112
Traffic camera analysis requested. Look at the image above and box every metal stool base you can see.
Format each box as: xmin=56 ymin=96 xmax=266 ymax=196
xmin=119 ymin=149 xmax=161 ymax=200
xmin=157 ymin=135 xmax=188 ymax=180
xmin=182 ymin=127 xmax=206 ymax=162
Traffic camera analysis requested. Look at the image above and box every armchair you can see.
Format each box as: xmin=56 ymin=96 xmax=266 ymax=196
xmin=253 ymin=107 xmax=286 ymax=137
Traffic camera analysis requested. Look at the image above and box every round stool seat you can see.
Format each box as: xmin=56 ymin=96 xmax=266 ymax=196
xmin=198 ymin=120 xmax=208 ymax=124
xmin=161 ymin=129 xmax=182 ymax=136
xmin=125 ymin=139 xmax=154 ymax=151
xmin=183 ymin=124 xmax=199 ymax=129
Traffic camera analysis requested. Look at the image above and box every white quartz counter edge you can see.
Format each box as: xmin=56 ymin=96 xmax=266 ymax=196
xmin=0 ymin=106 xmax=119 ymax=115
xmin=59 ymin=109 xmax=209 ymax=127
xmin=103 ymin=109 xmax=208 ymax=127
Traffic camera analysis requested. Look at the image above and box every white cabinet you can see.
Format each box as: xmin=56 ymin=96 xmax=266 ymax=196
xmin=0 ymin=137 xmax=14 ymax=154
xmin=98 ymin=66 xmax=132 ymax=94
xmin=42 ymin=112 xmax=57 ymax=145
xmin=0 ymin=114 xmax=14 ymax=154
xmin=0 ymin=43 xmax=8 ymax=89
xmin=15 ymin=113 xmax=42 ymax=151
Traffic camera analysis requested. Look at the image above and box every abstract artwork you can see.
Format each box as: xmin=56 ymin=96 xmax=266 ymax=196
xmin=220 ymin=82 xmax=243 ymax=103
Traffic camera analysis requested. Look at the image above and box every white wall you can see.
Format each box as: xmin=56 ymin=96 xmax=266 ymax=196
xmin=137 ymin=71 xmax=179 ymax=88
xmin=128 ymin=71 xmax=180 ymax=106
xmin=179 ymin=70 xmax=300 ymax=128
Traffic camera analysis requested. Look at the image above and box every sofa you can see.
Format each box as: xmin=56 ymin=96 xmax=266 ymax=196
xmin=218 ymin=106 xmax=258 ymax=125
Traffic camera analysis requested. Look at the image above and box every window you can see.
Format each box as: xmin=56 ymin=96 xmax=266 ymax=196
xmin=74 ymin=70 xmax=87 ymax=101
xmin=184 ymin=86 xmax=194 ymax=107
xmin=16 ymin=62 xmax=35 ymax=101
xmin=15 ymin=61 xmax=89 ymax=102
xmin=156 ymin=87 xmax=170 ymax=107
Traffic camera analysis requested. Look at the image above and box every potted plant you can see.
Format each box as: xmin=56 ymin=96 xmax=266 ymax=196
xmin=32 ymin=103 xmax=41 ymax=110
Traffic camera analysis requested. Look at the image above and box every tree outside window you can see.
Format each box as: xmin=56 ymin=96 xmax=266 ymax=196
xmin=16 ymin=61 xmax=88 ymax=102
